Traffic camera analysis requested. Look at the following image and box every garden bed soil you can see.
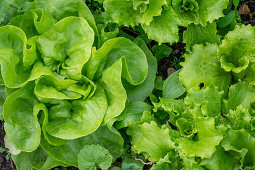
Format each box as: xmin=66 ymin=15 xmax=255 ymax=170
xmin=239 ymin=0 xmax=255 ymax=26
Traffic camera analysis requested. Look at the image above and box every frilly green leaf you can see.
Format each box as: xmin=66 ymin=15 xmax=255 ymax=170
xmin=178 ymin=117 xmax=223 ymax=158
xmin=179 ymin=44 xmax=231 ymax=91
xmin=127 ymin=121 xmax=175 ymax=162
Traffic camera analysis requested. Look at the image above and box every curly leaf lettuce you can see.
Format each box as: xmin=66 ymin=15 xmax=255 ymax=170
xmin=104 ymin=0 xmax=228 ymax=44
xmin=179 ymin=44 xmax=231 ymax=91
xmin=172 ymin=0 xmax=229 ymax=26
xmin=219 ymin=25 xmax=255 ymax=80
xmin=178 ymin=117 xmax=223 ymax=159
xmin=127 ymin=121 xmax=175 ymax=162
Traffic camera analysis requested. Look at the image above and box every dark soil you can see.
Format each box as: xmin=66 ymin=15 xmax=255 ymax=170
xmin=0 ymin=121 xmax=16 ymax=170
xmin=157 ymin=42 xmax=186 ymax=80
xmin=238 ymin=0 xmax=255 ymax=26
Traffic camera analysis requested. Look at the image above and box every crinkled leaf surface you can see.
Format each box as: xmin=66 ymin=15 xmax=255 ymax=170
xmin=219 ymin=25 xmax=255 ymax=77
xmin=200 ymin=146 xmax=239 ymax=170
xmin=179 ymin=44 xmax=231 ymax=91
xmin=127 ymin=121 xmax=175 ymax=162
xmin=183 ymin=22 xmax=220 ymax=50
xmin=184 ymin=85 xmax=224 ymax=117
xmin=142 ymin=8 xmax=181 ymax=44
xmin=172 ymin=0 xmax=229 ymax=26
xmin=221 ymin=129 xmax=255 ymax=167
xmin=178 ymin=117 xmax=223 ymax=158
xmin=224 ymin=82 xmax=255 ymax=112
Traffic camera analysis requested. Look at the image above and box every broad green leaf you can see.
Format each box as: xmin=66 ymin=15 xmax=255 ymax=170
xmin=178 ymin=117 xmax=223 ymax=158
xmin=0 ymin=85 xmax=5 ymax=120
xmin=152 ymin=44 xmax=172 ymax=61
xmin=183 ymin=22 xmax=220 ymax=50
xmin=103 ymin=0 xmax=143 ymax=27
xmin=37 ymin=16 xmax=94 ymax=80
xmin=217 ymin=10 xmax=236 ymax=29
xmin=115 ymin=101 xmax=152 ymax=129
xmin=142 ymin=8 xmax=181 ymax=44
xmin=172 ymin=0 xmax=229 ymax=26
xmin=0 ymin=26 xmax=52 ymax=88
xmin=226 ymin=105 xmax=252 ymax=131
xmin=184 ymin=85 xmax=224 ymax=117
xmin=224 ymin=82 xmax=255 ymax=112
xmin=163 ymin=70 xmax=186 ymax=99
xmin=179 ymin=44 xmax=231 ymax=91
xmin=121 ymin=155 xmax=144 ymax=170
xmin=0 ymin=0 xmax=31 ymax=25
xmin=12 ymin=147 xmax=47 ymax=170
xmin=40 ymin=125 xmax=124 ymax=166
xmin=103 ymin=0 xmax=166 ymax=26
xmin=32 ymin=156 xmax=68 ymax=170
xmin=45 ymin=84 xmax=108 ymax=140
xmin=219 ymin=25 xmax=255 ymax=79
xmin=84 ymin=37 xmax=148 ymax=86
xmin=151 ymin=151 xmax=182 ymax=170
xmin=124 ymin=37 xmax=157 ymax=102
xmin=78 ymin=144 xmax=112 ymax=170
xmin=35 ymin=0 xmax=99 ymax=46
xmin=221 ymin=129 xmax=255 ymax=167
xmin=100 ymin=59 xmax=126 ymax=125
xmin=200 ymin=146 xmax=239 ymax=170
xmin=12 ymin=147 xmax=66 ymax=170
xmin=127 ymin=121 xmax=175 ymax=162
xmin=140 ymin=0 xmax=167 ymax=25
xmin=245 ymin=62 xmax=255 ymax=86
xmin=4 ymin=135 xmax=21 ymax=155
xmin=4 ymin=82 xmax=41 ymax=152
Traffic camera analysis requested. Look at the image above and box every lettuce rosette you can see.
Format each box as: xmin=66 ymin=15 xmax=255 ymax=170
xmin=103 ymin=0 xmax=229 ymax=44
xmin=123 ymin=25 xmax=255 ymax=169
xmin=0 ymin=0 xmax=157 ymax=169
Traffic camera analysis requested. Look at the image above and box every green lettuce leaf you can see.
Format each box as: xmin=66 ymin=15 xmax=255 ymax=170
xmin=127 ymin=121 xmax=175 ymax=162
xmin=103 ymin=0 xmax=166 ymax=27
xmin=120 ymin=154 xmax=144 ymax=170
xmin=3 ymin=82 xmax=41 ymax=152
xmin=226 ymin=105 xmax=252 ymax=131
xmin=183 ymin=22 xmax=220 ymax=50
xmin=115 ymin=101 xmax=153 ymax=129
xmin=40 ymin=125 xmax=124 ymax=166
xmin=34 ymin=0 xmax=99 ymax=46
xmin=0 ymin=85 xmax=5 ymax=120
xmin=150 ymin=151 xmax=182 ymax=170
xmin=219 ymin=25 xmax=255 ymax=79
xmin=37 ymin=16 xmax=94 ymax=80
xmin=178 ymin=117 xmax=223 ymax=158
xmin=179 ymin=44 xmax=231 ymax=91
xmin=184 ymin=85 xmax=224 ymax=117
xmin=172 ymin=0 xmax=229 ymax=26
xmin=0 ymin=25 xmax=52 ymax=88
xmin=78 ymin=144 xmax=112 ymax=170
xmin=124 ymin=37 xmax=157 ymax=102
xmin=163 ymin=70 xmax=186 ymax=99
xmin=221 ymin=129 xmax=255 ymax=167
xmin=142 ymin=8 xmax=181 ymax=44
xmin=224 ymin=82 xmax=255 ymax=112
xmin=199 ymin=146 xmax=239 ymax=170
xmin=12 ymin=146 xmax=66 ymax=170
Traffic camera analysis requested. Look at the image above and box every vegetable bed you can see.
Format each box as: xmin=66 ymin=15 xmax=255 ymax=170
xmin=0 ymin=0 xmax=255 ymax=169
